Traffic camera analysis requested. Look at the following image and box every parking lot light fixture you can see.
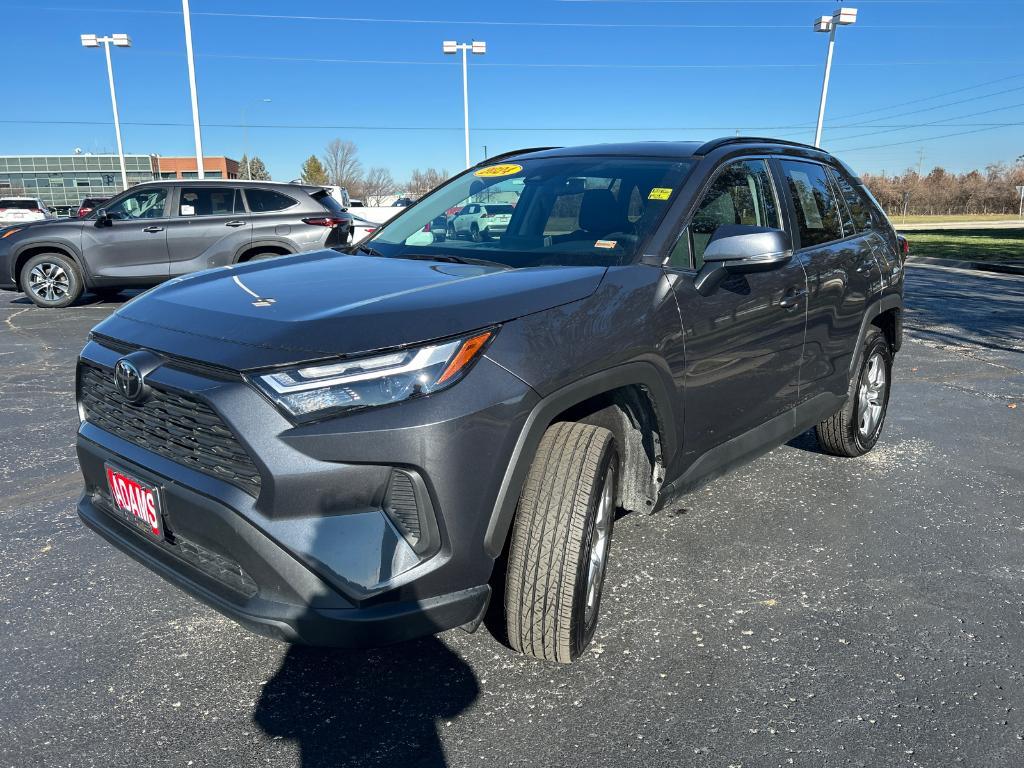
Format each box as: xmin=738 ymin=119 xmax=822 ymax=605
xmin=442 ymin=39 xmax=487 ymax=169
xmin=813 ymin=7 xmax=858 ymax=148
xmin=81 ymin=32 xmax=131 ymax=191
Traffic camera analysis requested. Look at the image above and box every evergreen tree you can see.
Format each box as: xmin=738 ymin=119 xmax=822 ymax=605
xmin=247 ymin=156 xmax=271 ymax=181
xmin=300 ymin=155 xmax=329 ymax=186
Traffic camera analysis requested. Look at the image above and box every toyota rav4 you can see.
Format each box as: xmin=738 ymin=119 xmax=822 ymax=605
xmin=75 ymin=138 xmax=904 ymax=663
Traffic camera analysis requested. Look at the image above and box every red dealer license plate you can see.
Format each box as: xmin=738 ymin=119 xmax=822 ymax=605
xmin=105 ymin=464 xmax=164 ymax=540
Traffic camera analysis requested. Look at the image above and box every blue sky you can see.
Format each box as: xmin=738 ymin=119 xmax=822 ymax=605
xmin=2 ymin=1 xmax=1022 ymax=182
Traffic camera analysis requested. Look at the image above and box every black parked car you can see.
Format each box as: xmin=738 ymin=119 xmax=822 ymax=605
xmin=75 ymin=138 xmax=904 ymax=663
xmin=0 ymin=180 xmax=352 ymax=307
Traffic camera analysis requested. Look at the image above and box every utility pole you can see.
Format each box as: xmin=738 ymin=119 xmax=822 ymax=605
xmin=442 ymin=40 xmax=487 ymax=168
xmin=812 ymin=8 xmax=858 ymax=148
xmin=80 ymin=33 xmax=131 ymax=191
xmin=181 ymin=0 xmax=205 ymax=179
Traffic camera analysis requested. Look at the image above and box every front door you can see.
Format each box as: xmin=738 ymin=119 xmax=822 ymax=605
xmin=82 ymin=186 xmax=171 ymax=282
xmin=164 ymin=186 xmax=250 ymax=275
xmin=666 ymin=158 xmax=808 ymax=471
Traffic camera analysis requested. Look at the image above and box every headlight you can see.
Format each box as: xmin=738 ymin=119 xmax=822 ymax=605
xmin=250 ymin=329 xmax=496 ymax=420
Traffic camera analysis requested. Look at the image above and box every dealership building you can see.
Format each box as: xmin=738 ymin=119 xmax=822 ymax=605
xmin=0 ymin=154 xmax=240 ymax=214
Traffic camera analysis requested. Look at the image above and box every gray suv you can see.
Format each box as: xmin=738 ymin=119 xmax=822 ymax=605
xmin=0 ymin=180 xmax=352 ymax=308
xmin=75 ymin=138 xmax=904 ymax=663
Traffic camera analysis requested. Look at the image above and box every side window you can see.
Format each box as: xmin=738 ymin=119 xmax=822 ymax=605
xmin=105 ymin=188 xmax=168 ymax=220
xmin=244 ymin=188 xmax=298 ymax=213
xmin=828 ymin=167 xmax=874 ymax=233
xmin=778 ymin=160 xmax=844 ymax=248
xmin=177 ymin=187 xmax=242 ymax=217
xmin=686 ymin=159 xmax=780 ymax=269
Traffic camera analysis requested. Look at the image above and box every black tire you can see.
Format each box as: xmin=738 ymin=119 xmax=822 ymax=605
xmin=447 ymin=223 xmax=457 ymax=239
xmin=816 ymin=328 xmax=892 ymax=457
xmin=470 ymin=223 xmax=482 ymax=243
xmin=505 ymin=422 xmax=619 ymax=663
xmin=20 ymin=252 xmax=83 ymax=308
xmin=244 ymin=250 xmax=283 ymax=262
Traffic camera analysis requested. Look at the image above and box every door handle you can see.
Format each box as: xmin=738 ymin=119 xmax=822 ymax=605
xmin=225 ymin=220 xmax=246 ymax=228
xmin=779 ymin=288 xmax=806 ymax=310
xmin=143 ymin=226 xmax=164 ymax=233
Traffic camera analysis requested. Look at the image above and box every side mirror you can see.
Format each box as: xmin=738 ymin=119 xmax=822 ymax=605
xmin=693 ymin=225 xmax=793 ymax=296
xmin=94 ymin=208 xmax=112 ymax=226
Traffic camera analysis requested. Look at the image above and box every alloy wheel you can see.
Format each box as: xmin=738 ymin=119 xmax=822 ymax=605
xmin=857 ymin=351 xmax=887 ymax=438
xmin=584 ymin=464 xmax=616 ymax=626
xmin=28 ymin=262 xmax=70 ymax=303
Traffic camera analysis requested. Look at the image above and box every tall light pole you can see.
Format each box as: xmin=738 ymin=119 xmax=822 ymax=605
xmin=241 ymin=98 xmax=272 ymax=179
xmin=181 ymin=0 xmax=205 ymax=179
xmin=442 ymin=39 xmax=487 ymax=169
xmin=812 ymin=7 xmax=857 ymax=148
xmin=80 ymin=33 xmax=131 ymax=191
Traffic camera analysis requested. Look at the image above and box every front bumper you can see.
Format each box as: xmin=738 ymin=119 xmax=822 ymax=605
xmin=75 ymin=338 xmax=538 ymax=646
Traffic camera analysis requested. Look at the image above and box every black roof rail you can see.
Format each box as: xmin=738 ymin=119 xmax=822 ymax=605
xmin=471 ymin=147 xmax=560 ymax=167
xmin=695 ymin=136 xmax=824 ymax=156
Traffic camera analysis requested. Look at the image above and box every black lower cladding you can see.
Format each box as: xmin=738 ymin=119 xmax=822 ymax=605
xmin=78 ymin=361 xmax=262 ymax=496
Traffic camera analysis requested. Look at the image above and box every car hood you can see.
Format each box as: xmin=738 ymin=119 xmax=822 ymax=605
xmin=93 ymin=250 xmax=607 ymax=370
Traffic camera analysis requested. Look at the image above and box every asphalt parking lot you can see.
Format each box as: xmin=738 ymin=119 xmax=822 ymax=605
xmin=1 ymin=263 xmax=1022 ymax=768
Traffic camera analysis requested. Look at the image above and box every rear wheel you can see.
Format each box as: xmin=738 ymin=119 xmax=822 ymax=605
xmin=816 ymin=328 xmax=892 ymax=457
xmin=21 ymin=253 xmax=83 ymax=308
xmin=505 ymin=422 xmax=619 ymax=663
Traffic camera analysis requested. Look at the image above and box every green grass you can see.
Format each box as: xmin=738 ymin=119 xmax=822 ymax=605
xmin=905 ymin=227 xmax=1024 ymax=263
xmin=891 ymin=214 xmax=1021 ymax=225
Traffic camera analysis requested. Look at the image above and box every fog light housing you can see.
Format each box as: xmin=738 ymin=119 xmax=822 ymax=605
xmin=382 ymin=468 xmax=440 ymax=557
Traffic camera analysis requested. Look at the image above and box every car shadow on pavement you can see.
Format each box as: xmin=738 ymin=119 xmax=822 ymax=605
xmin=253 ymin=637 xmax=479 ymax=768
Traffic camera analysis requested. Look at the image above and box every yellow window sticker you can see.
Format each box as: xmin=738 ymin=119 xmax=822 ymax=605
xmin=648 ymin=187 xmax=673 ymax=201
xmin=474 ymin=163 xmax=523 ymax=178
xmin=594 ymin=240 xmax=617 ymax=249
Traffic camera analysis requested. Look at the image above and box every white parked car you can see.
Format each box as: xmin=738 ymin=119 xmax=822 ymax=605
xmin=0 ymin=197 xmax=55 ymax=226
xmin=447 ymin=202 xmax=514 ymax=241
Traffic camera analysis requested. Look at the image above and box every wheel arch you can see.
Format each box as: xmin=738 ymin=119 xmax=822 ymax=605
xmin=13 ymin=243 xmax=87 ymax=290
xmin=483 ymin=361 xmax=677 ymax=558
xmin=849 ymin=293 xmax=902 ymax=379
xmin=233 ymin=238 xmax=295 ymax=264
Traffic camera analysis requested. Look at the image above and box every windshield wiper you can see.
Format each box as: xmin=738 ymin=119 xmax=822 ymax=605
xmin=397 ymin=252 xmax=511 ymax=269
xmin=352 ymin=243 xmax=384 ymax=257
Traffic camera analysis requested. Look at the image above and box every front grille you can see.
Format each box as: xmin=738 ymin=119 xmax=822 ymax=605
xmin=79 ymin=362 xmax=262 ymax=496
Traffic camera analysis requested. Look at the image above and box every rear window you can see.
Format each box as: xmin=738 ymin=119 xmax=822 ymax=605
xmin=178 ymin=187 xmax=243 ymax=216
xmin=245 ymin=188 xmax=297 ymax=213
xmin=482 ymin=204 xmax=515 ymax=214
xmin=311 ymin=190 xmax=345 ymax=214
xmin=0 ymin=199 xmax=40 ymax=209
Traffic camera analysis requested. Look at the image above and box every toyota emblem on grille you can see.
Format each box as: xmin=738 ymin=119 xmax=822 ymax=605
xmin=114 ymin=358 xmax=145 ymax=403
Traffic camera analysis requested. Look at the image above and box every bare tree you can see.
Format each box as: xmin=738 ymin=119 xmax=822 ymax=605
xmin=406 ymin=168 xmax=450 ymax=199
xmin=362 ymin=166 xmax=397 ymax=206
xmin=322 ymin=139 xmax=363 ymax=191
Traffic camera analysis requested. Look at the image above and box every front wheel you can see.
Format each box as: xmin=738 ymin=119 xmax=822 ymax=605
xmin=816 ymin=328 xmax=892 ymax=457
xmin=470 ymin=223 xmax=483 ymax=242
xmin=21 ymin=253 xmax=83 ymax=308
xmin=505 ymin=422 xmax=619 ymax=663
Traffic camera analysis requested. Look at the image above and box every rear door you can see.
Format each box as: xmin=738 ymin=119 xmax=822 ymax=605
xmin=666 ymin=158 xmax=808 ymax=468
xmin=81 ymin=186 xmax=171 ymax=282
xmin=164 ymin=186 xmax=250 ymax=275
xmin=775 ymin=158 xmax=875 ymax=402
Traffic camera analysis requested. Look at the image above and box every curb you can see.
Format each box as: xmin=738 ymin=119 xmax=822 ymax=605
xmin=906 ymin=255 xmax=1024 ymax=276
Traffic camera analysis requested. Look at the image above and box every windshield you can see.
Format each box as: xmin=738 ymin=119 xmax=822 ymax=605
xmin=364 ymin=156 xmax=693 ymax=268
xmin=0 ymin=199 xmax=41 ymax=209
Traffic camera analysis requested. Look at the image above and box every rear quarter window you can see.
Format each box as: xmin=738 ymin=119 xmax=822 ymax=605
xmin=311 ymin=191 xmax=345 ymax=214
xmin=245 ymin=188 xmax=298 ymax=213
